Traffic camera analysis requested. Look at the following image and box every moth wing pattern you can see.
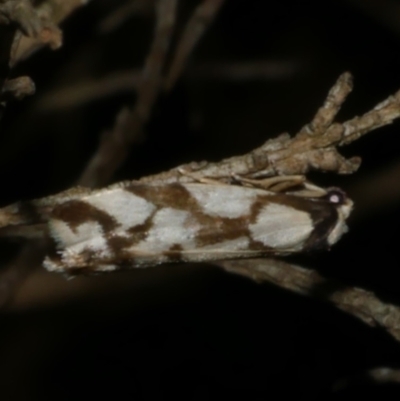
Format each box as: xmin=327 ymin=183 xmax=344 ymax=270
xmin=42 ymin=182 xmax=352 ymax=274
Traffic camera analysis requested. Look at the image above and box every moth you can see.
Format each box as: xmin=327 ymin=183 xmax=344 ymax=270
xmin=0 ymin=176 xmax=352 ymax=275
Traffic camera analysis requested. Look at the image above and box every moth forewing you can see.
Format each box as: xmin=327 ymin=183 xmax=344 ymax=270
xmin=41 ymin=182 xmax=352 ymax=274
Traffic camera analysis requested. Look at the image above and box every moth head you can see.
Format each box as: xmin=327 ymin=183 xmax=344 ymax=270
xmin=325 ymin=188 xmax=353 ymax=246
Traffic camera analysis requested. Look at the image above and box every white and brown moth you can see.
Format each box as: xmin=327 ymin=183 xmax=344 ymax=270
xmin=0 ymin=177 xmax=352 ymax=275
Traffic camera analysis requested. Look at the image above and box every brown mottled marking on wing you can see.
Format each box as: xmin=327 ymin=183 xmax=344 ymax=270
xmin=126 ymin=183 xmax=199 ymax=210
xmin=127 ymin=219 xmax=155 ymax=240
xmin=182 ymin=185 xmax=253 ymax=246
xmin=192 ymin=193 xmax=274 ymax=250
xmin=107 ymin=234 xmax=135 ymax=254
xmin=51 ymin=200 xmax=118 ymax=232
xmin=127 ymin=183 xmax=231 ymax=244
xmin=194 ymin=215 xmax=249 ymax=246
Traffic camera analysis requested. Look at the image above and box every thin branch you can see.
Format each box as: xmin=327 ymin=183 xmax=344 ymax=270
xmin=0 ymin=0 xmax=49 ymax=111
xmin=0 ymin=0 xmax=58 ymax=38
xmin=140 ymin=72 xmax=400 ymax=184
xmin=10 ymin=0 xmax=89 ymax=65
xmin=1 ymin=76 xmax=35 ymax=101
xmin=220 ymin=258 xmax=400 ymax=342
xmin=302 ymin=72 xmax=353 ymax=136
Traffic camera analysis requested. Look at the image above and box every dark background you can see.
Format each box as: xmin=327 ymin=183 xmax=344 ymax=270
xmin=1 ymin=0 xmax=400 ymax=399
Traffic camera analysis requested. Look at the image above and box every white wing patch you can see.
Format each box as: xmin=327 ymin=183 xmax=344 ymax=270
xmin=186 ymin=184 xmax=259 ymax=218
xmin=85 ymin=188 xmax=156 ymax=228
xmin=249 ymin=202 xmax=313 ymax=250
xmin=49 ymin=219 xmax=102 ymax=246
xmin=48 ymin=219 xmax=112 ymax=263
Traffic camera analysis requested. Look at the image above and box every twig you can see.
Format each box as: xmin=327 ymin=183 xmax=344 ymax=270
xmin=220 ymin=258 xmax=400 ymax=342
xmin=79 ymin=0 xmax=178 ymax=188
xmin=8 ymin=0 xmax=62 ymax=61
xmin=140 ymin=72 xmax=400 ymax=184
xmin=0 ymin=0 xmax=57 ymax=38
xmin=164 ymin=0 xmax=227 ymax=91
xmin=11 ymin=0 xmax=89 ymax=65
xmin=1 ymin=76 xmax=35 ymax=101
xmin=0 ymin=0 xmax=46 ymax=111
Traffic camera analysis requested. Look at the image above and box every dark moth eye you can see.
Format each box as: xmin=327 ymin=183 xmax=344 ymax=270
xmin=326 ymin=189 xmax=346 ymax=205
